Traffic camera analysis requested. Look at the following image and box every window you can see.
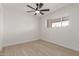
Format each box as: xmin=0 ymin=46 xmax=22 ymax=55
xmin=52 ymin=22 xmax=61 ymax=27
xmin=47 ymin=16 xmax=69 ymax=28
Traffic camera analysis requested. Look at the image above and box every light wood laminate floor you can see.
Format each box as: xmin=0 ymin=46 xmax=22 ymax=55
xmin=1 ymin=40 xmax=79 ymax=56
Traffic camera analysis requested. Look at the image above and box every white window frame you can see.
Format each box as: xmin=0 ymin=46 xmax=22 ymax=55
xmin=47 ymin=16 xmax=69 ymax=28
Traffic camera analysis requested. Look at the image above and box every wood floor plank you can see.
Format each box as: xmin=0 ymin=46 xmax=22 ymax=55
xmin=0 ymin=40 xmax=79 ymax=56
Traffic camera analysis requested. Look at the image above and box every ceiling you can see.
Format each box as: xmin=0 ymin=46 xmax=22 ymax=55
xmin=3 ymin=3 xmax=71 ymax=16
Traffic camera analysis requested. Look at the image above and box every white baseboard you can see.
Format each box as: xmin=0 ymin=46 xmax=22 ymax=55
xmin=2 ymin=38 xmax=79 ymax=52
xmin=3 ymin=38 xmax=39 ymax=47
xmin=42 ymin=39 xmax=79 ymax=52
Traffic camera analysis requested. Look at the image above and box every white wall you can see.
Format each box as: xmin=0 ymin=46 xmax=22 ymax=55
xmin=3 ymin=7 xmax=40 ymax=47
xmin=0 ymin=4 xmax=3 ymax=51
xmin=41 ymin=4 xmax=79 ymax=51
xmin=2 ymin=4 xmax=79 ymax=52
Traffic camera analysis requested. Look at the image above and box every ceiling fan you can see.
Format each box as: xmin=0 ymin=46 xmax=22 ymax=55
xmin=26 ymin=3 xmax=50 ymax=15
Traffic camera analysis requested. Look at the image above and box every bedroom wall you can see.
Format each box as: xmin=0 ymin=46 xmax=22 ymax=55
xmin=41 ymin=4 xmax=79 ymax=51
xmin=0 ymin=4 xmax=3 ymax=51
xmin=3 ymin=7 xmax=40 ymax=47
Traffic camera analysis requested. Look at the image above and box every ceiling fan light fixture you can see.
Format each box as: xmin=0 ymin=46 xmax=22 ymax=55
xmin=35 ymin=11 xmax=40 ymax=14
xmin=27 ymin=3 xmax=50 ymax=15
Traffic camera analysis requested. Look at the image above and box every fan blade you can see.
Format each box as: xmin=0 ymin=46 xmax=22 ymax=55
xmin=40 ymin=9 xmax=49 ymax=11
xmin=34 ymin=13 xmax=37 ymax=15
xmin=36 ymin=3 xmax=39 ymax=10
xmin=27 ymin=5 xmax=36 ymax=10
xmin=39 ymin=3 xmax=43 ymax=9
xmin=40 ymin=12 xmax=44 ymax=15
xmin=27 ymin=11 xmax=35 ymax=12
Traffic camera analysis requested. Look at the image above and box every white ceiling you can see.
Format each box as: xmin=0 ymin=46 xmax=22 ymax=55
xmin=3 ymin=3 xmax=71 ymax=16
